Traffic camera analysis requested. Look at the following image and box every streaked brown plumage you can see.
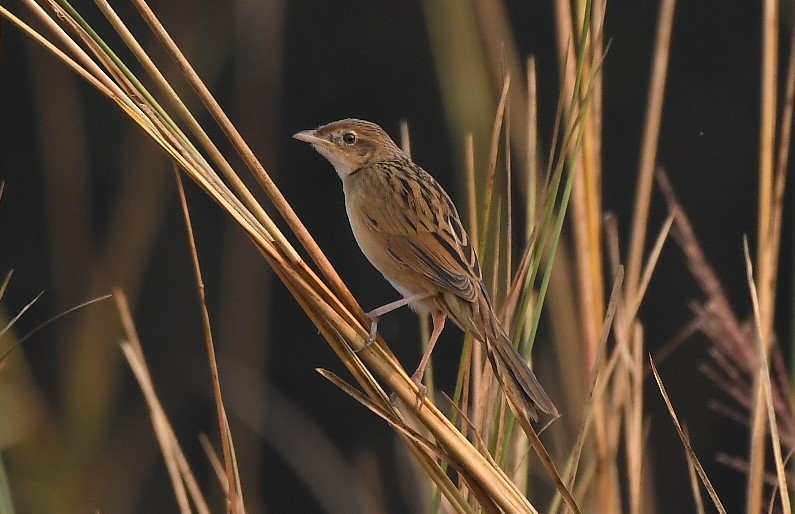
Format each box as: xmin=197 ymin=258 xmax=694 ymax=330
xmin=294 ymin=118 xmax=558 ymax=419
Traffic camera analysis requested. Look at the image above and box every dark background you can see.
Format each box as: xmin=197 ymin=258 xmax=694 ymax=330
xmin=0 ymin=0 xmax=792 ymax=512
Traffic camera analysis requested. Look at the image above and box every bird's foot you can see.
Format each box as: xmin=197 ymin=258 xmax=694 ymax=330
xmin=388 ymin=376 xmax=428 ymax=410
xmin=411 ymin=373 xmax=428 ymax=409
xmin=355 ymin=312 xmax=379 ymax=353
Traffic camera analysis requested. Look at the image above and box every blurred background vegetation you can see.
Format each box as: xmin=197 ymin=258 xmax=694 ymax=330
xmin=0 ymin=0 xmax=791 ymax=512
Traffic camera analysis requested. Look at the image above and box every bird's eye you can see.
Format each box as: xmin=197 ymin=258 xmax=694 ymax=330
xmin=342 ymin=132 xmax=357 ymax=145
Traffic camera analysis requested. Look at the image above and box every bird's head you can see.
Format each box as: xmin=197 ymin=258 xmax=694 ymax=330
xmin=293 ymin=118 xmax=402 ymax=179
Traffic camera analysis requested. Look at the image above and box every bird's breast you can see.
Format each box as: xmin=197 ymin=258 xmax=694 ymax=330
xmin=343 ymin=178 xmax=434 ymax=312
xmin=344 ymin=188 xmax=393 ymax=274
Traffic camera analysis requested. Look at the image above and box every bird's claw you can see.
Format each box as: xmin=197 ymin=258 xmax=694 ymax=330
xmin=411 ymin=374 xmax=427 ymax=409
xmin=354 ymin=314 xmax=379 ymax=353
xmin=389 ymin=377 xmax=428 ymax=410
xmin=355 ymin=332 xmax=376 ymax=353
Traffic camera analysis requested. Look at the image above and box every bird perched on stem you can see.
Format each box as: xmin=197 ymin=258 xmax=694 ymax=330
xmin=294 ymin=118 xmax=558 ymax=420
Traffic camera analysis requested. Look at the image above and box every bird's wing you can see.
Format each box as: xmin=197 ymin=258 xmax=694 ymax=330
xmin=361 ymin=163 xmax=483 ymax=303
xmin=386 ymin=231 xmax=478 ymax=302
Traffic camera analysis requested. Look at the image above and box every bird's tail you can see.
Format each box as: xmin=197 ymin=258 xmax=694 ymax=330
xmin=445 ymin=287 xmax=558 ymax=420
xmin=484 ymin=326 xmax=559 ymax=421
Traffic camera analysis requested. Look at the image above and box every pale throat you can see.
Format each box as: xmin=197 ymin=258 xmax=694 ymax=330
xmin=313 ymin=144 xmax=355 ymax=179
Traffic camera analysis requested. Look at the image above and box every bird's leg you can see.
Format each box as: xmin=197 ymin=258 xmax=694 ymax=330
xmin=409 ymin=311 xmax=446 ymax=408
xmin=360 ymin=292 xmax=432 ymax=351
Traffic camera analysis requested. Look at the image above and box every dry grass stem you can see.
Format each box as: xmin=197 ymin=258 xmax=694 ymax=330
xmin=11 ymin=0 xmax=120 ymax=99
xmin=175 ymin=171 xmax=244 ymax=512
xmin=651 ymin=360 xmax=727 ymax=514
xmin=625 ymin=212 xmax=674 ymax=323
xmin=465 ymin=133 xmax=479 ymax=248
xmin=525 ymin=58 xmax=538 ymax=241
xmin=399 ymin=119 xmax=412 ymax=156
xmin=743 ymin=241 xmax=791 ymax=514
xmin=115 ymin=292 xmax=210 ymax=514
xmin=656 ymin=170 xmax=747 ymax=351
xmin=747 ymin=1 xmax=780 ymax=509
xmin=198 ymin=434 xmax=228 ymax=495
xmin=0 ymin=292 xmax=42 ymax=344
xmin=505 ymin=95 xmax=513 ymax=298
xmin=683 ymin=426 xmax=707 ymax=514
xmin=126 ymin=0 xmax=364 ymax=322
xmin=567 ymin=0 xmax=608 ymax=372
xmin=480 ymin=74 xmax=511 ymax=249
xmin=0 ymin=294 xmax=112 ymax=364
xmin=317 ymin=369 xmax=484 ymax=514
xmin=0 ymin=271 xmax=12 ymax=304
xmin=625 ymin=0 xmax=675 ymax=296
xmin=553 ymin=266 xmax=623 ymax=514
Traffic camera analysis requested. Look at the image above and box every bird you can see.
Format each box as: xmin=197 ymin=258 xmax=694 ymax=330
xmin=293 ymin=118 xmax=558 ymax=420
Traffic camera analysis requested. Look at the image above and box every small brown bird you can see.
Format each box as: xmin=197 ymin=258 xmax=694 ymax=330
xmin=294 ymin=118 xmax=558 ymax=419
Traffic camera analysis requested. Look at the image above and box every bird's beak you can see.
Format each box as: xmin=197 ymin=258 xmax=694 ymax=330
xmin=292 ymin=130 xmax=328 ymax=146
